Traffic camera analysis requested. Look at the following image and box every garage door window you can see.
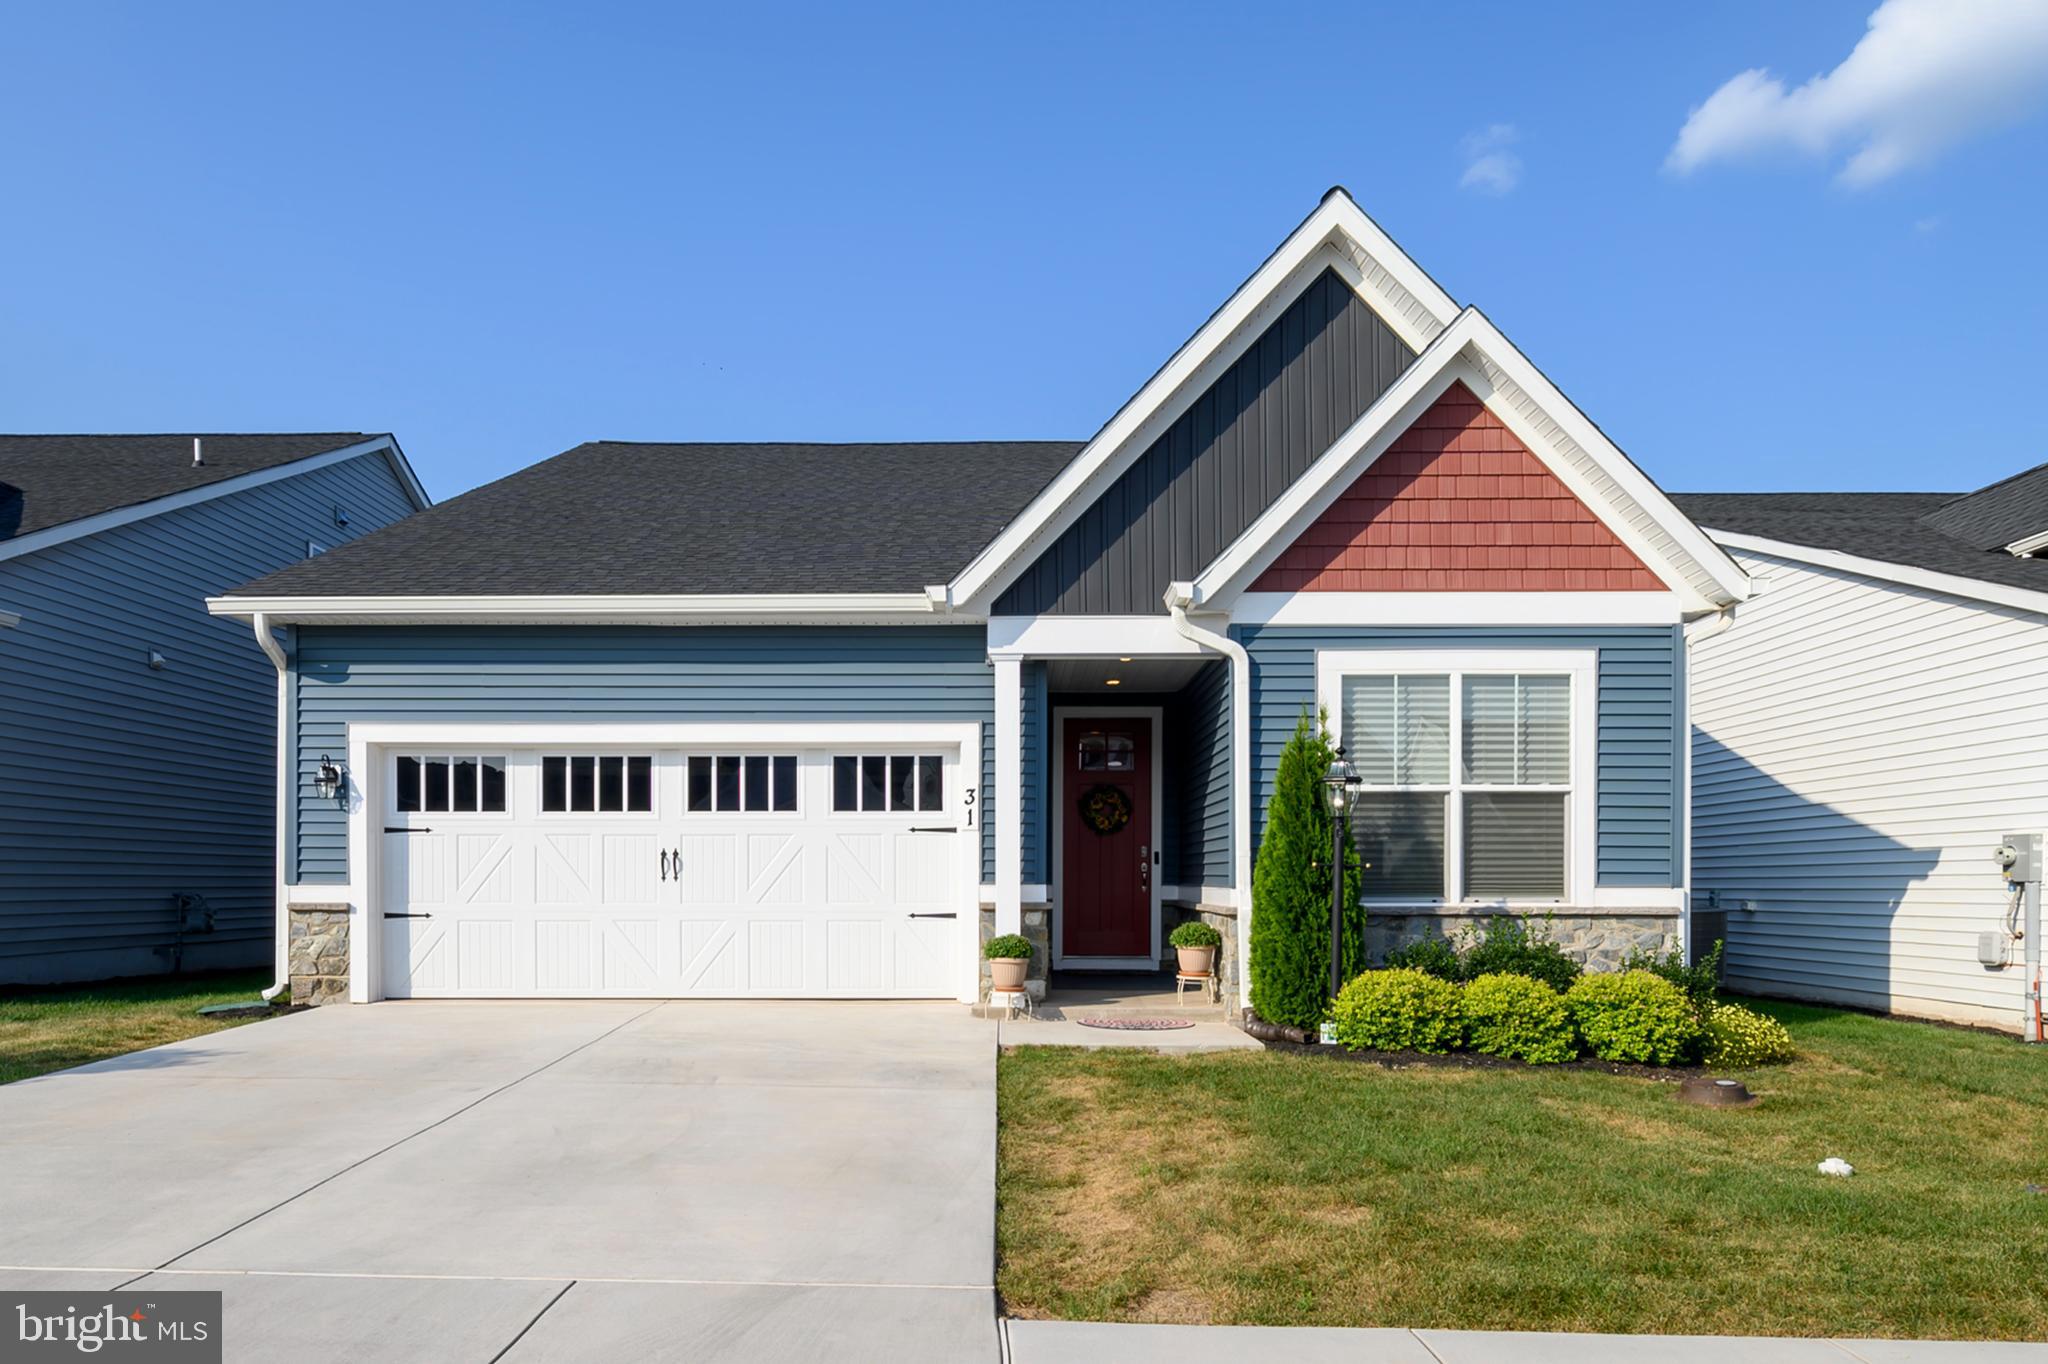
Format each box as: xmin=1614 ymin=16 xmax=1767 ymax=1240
xmin=832 ymin=754 xmax=943 ymax=812
xmin=687 ymin=754 xmax=797 ymax=813
xmin=542 ymin=755 xmax=654 ymax=814
xmin=396 ymin=755 xmax=507 ymax=813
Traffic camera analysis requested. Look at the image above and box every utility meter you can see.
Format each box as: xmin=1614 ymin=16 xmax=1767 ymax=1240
xmin=1996 ymin=835 xmax=2040 ymax=884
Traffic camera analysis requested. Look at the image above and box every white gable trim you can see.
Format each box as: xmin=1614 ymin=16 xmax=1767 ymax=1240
xmin=943 ymin=190 xmax=1457 ymax=616
xmin=1707 ymin=530 xmax=2048 ymax=618
xmin=0 ymin=436 xmax=431 ymax=566
xmin=1187 ymin=311 xmax=1750 ymax=616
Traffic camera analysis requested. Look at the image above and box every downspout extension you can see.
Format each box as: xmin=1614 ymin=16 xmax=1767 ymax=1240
xmin=1166 ymin=581 xmax=1254 ymax=1012
xmin=253 ymin=612 xmax=290 ymax=1003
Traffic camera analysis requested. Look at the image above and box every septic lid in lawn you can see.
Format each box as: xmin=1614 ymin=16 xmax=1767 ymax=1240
xmin=1076 ymin=1017 xmax=1197 ymax=1031
xmin=1678 ymin=1077 xmax=1759 ymax=1107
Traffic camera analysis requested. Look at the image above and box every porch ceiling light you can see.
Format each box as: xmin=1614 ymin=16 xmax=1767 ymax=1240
xmin=1104 ymin=678 xmax=1122 ymax=686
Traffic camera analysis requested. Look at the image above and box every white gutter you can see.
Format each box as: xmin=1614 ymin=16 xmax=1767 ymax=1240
xmin=252 ymin=612 xmax=290 ymax=1003
xmin=2005 ymin=528 xmax=2048 ymax=558
xmin=206 ymin=591 xmax=950 ymax=625
xmin=1706 ymin=530 xmax=2048 ymax=618
xmin=1166 ymin=580 xmax=1253 ymax=1011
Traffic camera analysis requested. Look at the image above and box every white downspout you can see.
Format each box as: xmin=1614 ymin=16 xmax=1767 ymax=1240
xmin=1167 ymin=581 xmax=1253 ymax=1012
xmin=252 ymin=612 xmax=291 ymax=1002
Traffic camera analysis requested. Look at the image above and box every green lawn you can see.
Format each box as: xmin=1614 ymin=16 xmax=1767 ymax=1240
xmin=0 ymin=971 xmax=278 ymax=1084
xmin=997 ymin=1000 xmax=2048 ymax=1339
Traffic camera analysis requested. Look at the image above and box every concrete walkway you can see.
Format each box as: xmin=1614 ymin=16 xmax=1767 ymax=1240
xmin=0 ymin=1000 xmax=998 ymax=1362
xmin=1005 ymin=1321 xmax=2048 ymax=1362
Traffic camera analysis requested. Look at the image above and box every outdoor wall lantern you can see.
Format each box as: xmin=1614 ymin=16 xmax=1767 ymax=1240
xmin=314 ymin=755 xmax=346 ymax=801
xmin=1321 ymin=747 xmax=1359 ymax=1002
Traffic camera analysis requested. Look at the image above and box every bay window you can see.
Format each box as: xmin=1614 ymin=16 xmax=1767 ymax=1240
xmin=1323 ymin=650 xmax=1594 ymax=903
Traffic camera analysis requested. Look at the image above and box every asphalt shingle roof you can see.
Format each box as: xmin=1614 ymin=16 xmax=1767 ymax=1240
xmin=230 ymin=441 xmax=1083 ymax=597
xmin=0 ymin=433 xmax=376 ymax=542
xmin=1672 ymin=490 xmax=2048 ymax=595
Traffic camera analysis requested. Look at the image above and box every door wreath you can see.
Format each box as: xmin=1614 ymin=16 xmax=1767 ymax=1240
xmin=1076 ymin=783 xmax=1134 ymax=836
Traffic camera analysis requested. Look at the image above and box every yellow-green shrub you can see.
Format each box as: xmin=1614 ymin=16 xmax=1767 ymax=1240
xmin=1329 ymin=968 xmax=1464 ymax=1054
xmin=1703 ymin=1003 xmax=1794 ymax=1066
xmin=1563 ymin=970 xmax=1701 ymax=1064
xmin=1461 ymin=972 xmax=1577 ymax=1063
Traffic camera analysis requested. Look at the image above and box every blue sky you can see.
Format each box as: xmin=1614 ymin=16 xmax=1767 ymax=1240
xmin=3 ymin=1 xmax=2045 ymax=501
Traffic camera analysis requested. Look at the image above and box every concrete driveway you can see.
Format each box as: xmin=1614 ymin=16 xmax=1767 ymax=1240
xmin=0 ymin=1000 xmax=997 ymax=1362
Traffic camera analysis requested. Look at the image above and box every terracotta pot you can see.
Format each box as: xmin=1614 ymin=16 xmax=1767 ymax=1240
xmin=1175 ymin=945 xmax=1217 ymax=976
xmin=989 ymin=957 xmax=1029 ymax=992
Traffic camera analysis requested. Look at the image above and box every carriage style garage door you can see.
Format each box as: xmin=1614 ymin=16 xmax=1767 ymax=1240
xmin=375 ymin=741 xmax=970 ymax=999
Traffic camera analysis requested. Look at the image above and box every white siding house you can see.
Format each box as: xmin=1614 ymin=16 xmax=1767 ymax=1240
xmin=1679 ymin=477 xmax=2048 ymax=1038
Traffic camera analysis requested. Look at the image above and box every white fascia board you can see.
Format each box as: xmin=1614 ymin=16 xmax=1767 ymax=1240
xmin=987 ymin=614 xmax=1214 ymax=658
xmin=1707 ymin=530 xmax=2048 ymax=618
xmin=1190 ymin=316 xmax=1749 ymax=615
xmin=0 ymin=436 xmax=422 ymax=566
xmin=943 ymin=191 xmax=1456 ymax=615
xmin=347 ymin=720 xmax=980 ymax=747
xmin=1233 ymin=591 xmax=1683 ymax=627
xmin=205 ymin=591 xmax=947 ymax=625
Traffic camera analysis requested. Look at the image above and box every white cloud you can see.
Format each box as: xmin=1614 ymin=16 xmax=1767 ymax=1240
xmin=1667 ymin=0 xmax=2048 ymax=186
xmin=1459 ymin=124 xmax=1522 ymax=195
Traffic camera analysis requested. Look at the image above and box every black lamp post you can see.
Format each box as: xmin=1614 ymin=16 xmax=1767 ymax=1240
xmin=1322 ymin=747 xmax=1358 ymax=1000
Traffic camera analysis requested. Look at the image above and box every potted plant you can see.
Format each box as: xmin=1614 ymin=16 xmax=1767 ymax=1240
xmin=984 ymin=933 xmax=1033 ymax=992
xmin=1169 ymin=920 xmax=1223 ymax=976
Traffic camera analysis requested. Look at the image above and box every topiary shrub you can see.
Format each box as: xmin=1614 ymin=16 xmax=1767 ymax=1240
xmin=1703 ymin=1002 xmax=1794 ymax=1066
xmin=1564 ymin=970 xmax=1702 ymax=1064
xmin=1249 ymin=708 xmax=1365 ymax=1031
xmin=1460 ymin=916 xmax=1582 ymax=993
xmin=1461 ymin=972 xmax=1578 ymax=1063
xmin=1383 ymin=932 xmax=1462 ymax=982
xmin=1168 ymin=920 xmax=1223 ymax=950
xmin=1328 ymin=968 xmax=1464 ymax=1054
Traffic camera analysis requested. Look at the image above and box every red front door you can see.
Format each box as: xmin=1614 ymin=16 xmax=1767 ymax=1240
xmin=1061 ymin=717 xmax=1152 ymax=959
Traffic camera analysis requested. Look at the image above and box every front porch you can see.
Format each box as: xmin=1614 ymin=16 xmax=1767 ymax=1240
xmin=984 ymin=619 xmax=1245 ymax=1007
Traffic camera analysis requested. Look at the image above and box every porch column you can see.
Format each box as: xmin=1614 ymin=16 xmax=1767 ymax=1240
xmin=993 ymin=653 xmax=1023 ymax=937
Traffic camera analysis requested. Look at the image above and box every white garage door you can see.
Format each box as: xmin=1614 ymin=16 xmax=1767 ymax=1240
xmin=376 ymin=745 xmax=968 ymax=998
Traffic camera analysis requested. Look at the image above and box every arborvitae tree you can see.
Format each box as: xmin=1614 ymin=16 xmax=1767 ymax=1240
xmin=1248 ymin=706 xmax=1366 ymax=1029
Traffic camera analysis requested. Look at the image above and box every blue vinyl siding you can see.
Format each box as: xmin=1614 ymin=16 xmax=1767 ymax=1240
xmin=290 ymin=625 xmax=1001 ymax=884
xmin=0 ymin=452 xmax=419 ymax=984
xmin=1166 ymin=659 xmax=1233 ymax=888
xmin=1020 ymin=661 xmax=1048 ymax=884
xmin=1239 ymin=624 xmax=1681 ymax=889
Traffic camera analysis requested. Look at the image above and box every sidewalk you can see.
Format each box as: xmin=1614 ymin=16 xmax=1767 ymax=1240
xmin=1004 ymin=1321 xmax=2048 ymax=1363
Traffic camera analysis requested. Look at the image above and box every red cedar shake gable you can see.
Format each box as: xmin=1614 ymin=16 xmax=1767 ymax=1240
xmin=1250 ymin=382 xmax=1666 ymax=592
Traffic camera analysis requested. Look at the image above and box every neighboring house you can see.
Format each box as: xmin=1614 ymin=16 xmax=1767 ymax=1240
xmin=1677 ymin=471 xmax=2048 ymax=1038
xmin=208 ymin=189 xmax=1751 ymax=1008
xmin=0 ymin=434 xmax=429 ymax=984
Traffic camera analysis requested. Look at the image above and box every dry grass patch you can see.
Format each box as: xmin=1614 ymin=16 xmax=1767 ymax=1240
xmin=996 ymin=1001 xmax=2048 ymax=1338
xmin=0 ymin=971 xmax=275 ymax=1084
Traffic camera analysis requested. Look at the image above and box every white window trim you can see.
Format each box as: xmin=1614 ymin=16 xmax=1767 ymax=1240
xmin=829 ymin=752 xmax=948 ymax=816
xmin=683 ymin=752 xmax=801 ymax=817
xmin=1316 ymin=648 xmax=1597 ymax=907
xmin=542 ymin=752 xmax=661 ymax=818
xmin=388 ymin=752 xmax=513 ymax=820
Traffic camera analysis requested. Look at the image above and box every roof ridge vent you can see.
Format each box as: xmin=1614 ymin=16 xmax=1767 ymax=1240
xmin=192 ymin=437 xmax=204 ymax=468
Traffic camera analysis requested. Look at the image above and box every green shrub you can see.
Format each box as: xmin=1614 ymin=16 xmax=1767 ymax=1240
xmin=984 ymin=933 xmax=1033 ymax=960
xmin=1168 ymin=920 xmax=1223 ymax=950
xmin=1461 ymin=973 xmax=1578 ymax=1063
xmin=1329 ymin=968 xmax=1464 ymax=1054
xmin=1249 ymin=708 xmax=1365 ymax=1030
xmin=1564 ymin=970 xmax=1702 ymax=1064
xmin=1703 ymin=1002 xmax=1794 ymax=1066
xmin=1621 ymin=937 xmax=1724 ymax=1018
xmin=1383 ymin=932 xmax=1462 ymax=982
xmin=1460 ymin=917 xmax=1582 ymax=994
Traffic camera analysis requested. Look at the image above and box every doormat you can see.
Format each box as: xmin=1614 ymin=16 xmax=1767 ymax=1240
xmin=1076 ymin=1017 xmax=1197 ymax=1030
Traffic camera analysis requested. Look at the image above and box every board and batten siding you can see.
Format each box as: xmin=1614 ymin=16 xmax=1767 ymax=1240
xmin=994 ymin=267 xmax=1416 ymax=616
xmin=289 ymin=625 xmax=1005 ymax=886
xmin=0 ymin=452 xmax=418 ymax=984
xmin=1239 ymin=625 xmax=1682 ymax=888
xmin=1690 ymin=547 xmax=2048 ymax=1032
